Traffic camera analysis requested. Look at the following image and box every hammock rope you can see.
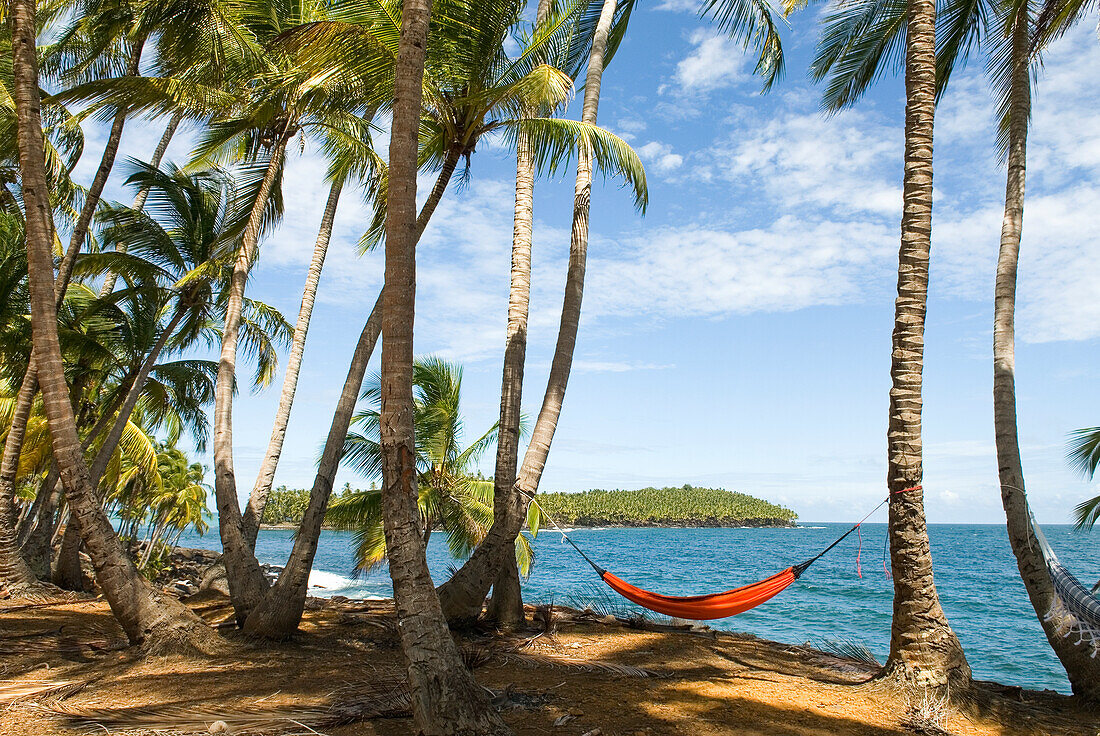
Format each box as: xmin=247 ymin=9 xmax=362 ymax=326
xmin=519 ymin=487 xmax=919 ymax=621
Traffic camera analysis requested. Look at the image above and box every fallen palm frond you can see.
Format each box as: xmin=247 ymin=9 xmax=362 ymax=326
xmin=40 ymin=676 xmax=412 ymax=733
xmin=813 ymin=637 xmax=882 ymax=667
xmin=496 ymin=651 xmax=664 ymax=678
xmin=0 ymin=592 xmax=92 ymax=611
xmin=0 ymin=679 xmax=85 ymax=705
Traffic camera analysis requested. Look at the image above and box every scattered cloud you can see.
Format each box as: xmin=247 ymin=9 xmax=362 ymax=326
xmin=672 ymin=31 xmax=747 ymax=93
xmin=654 ymin=0 xmax=697 ymax=10
xmin=636 ymin=141 xmax=684 ymax=172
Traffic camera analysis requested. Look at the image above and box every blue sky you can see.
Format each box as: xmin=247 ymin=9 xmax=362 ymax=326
xmin=74 ymin=3 xmax=1100 ymax=523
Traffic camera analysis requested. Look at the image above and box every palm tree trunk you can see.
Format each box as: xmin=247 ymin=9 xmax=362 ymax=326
xmin=22 ymin=471 xmax=60 ymax=578
xmin=242 ymin=179 xmax=343 ymax=549
xmin=242 ymin=294 xmax=381 ymax=636
xmin=11 ymin=0 xmax=214 ymax=651
xmin=52 ymin=517 xmax=83 ymax=589
xmin=484 ymin=0 xmax=555 ymax=632
xmin=242 ymin=154 xmax=463 ymax=638
xmin=0 ymin=368 xmax=39 ymax=590
xmin=881 ymin=0 xmax=970 ymax=689
xmin=212 ymin=144 xmax=286 ymax=623
xmin=99 ymin=110 xmax=184 ymax=297
xmin=438 ymin=0 xmax=618 ymax=627
xmin=993 ymin=12 xmax=1100 ymax=702
xmin=22 ymin=378 xmax=133 ymax=578
xmin=0 ymin=32 xmax=148 ymax=592
xmin=376 ymin=2 xmax=510 ymax=732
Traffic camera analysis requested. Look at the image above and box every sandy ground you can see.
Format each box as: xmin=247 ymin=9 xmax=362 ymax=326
xmin=0 ymin=592 xmax=1094 ymax=736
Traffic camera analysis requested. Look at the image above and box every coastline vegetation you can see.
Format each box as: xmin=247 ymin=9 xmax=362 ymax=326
xmin=537 ymin=485 xmax=797 ymax=528
xmin=261 ymin=483 xmax=796 ymax=529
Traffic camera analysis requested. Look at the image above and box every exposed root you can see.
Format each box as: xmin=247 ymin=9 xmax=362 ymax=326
xmin=901 ymin=688 xmax=953 ymax=735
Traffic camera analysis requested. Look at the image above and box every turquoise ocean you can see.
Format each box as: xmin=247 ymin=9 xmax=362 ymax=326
xmin=173 ymin=522 xmax=1097 ymax=694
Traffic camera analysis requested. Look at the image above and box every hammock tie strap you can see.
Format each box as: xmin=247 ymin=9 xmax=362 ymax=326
xmin=792 ymin=485 xmax=921 ymax=579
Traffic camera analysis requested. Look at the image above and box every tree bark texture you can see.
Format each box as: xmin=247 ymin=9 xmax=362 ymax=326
xmin=882 ymin=0 xmax=971 ymax=689
xmin=11 ymin=0 xmax=214 ymax=651
xmin=212 ymin=145 xmax=286 ymax=623
xmin=378 ymin=1 xmax=511 ymax=732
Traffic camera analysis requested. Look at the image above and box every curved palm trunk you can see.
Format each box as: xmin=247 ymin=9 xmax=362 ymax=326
xmin=377 ymin=2 xmax=510 ymax=732
xmin=0 ymin=34 xmax=147 ymax=591
xmin=0 ymin=369 xmax=40 ymax=590
xmin=242 ymin=295 xmax=381 ymax=636
xmin=212 ymin=145 xmax=286 ymax=623
xmin=881 ymin=0 xmax=970 ymax=688
xmin=993 ymin=13 xmax=1100 ymax=702
xmin=242 ymin=154 xmax=462 ymax=637
xmin=242 ymin=179 xmax=343 ymax=549
xmin=99 ymin=110 xmax=184 ymax=297
xmin=11 ymin=0 xmax=214 ymax=651
xmin=484 ymin=0 xmax=554 ymax=630
xmin=438 ymin=0 xmax=618 ymax=627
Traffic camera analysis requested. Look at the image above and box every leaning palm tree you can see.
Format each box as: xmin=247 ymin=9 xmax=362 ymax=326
xmin=981 ymin=0 xmax=1100 ymax=700
xmin=805 ymin=0 xmax=972 ymax=686
xmin=9 ymin=0 xmax=216 ymax=650
xmin=327 ymin=357 xmax=539 ymax=575
xmin=439 ymin=0 xmax=791 ymax=627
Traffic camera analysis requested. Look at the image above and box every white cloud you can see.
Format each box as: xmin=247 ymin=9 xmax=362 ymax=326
xmin=587 ymin=217 xmax=897 ymax=319
xmin=636 ymin=141 xmax=684 ymax=172
xmin=673 ymin=31 xmax=747 ymax=93
xmin=654 ymin=0 xmax=696 ymax=10
xmin=572 ymin=360 xmax=674 ymax=373
xmin=703 ymin=104 xmax=903 ymax=218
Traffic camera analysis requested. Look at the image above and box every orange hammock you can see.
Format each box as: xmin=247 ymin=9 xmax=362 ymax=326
xmin=600 ymin=567 xmax=798 ymax=620
xmin=547 ymin=490 xmax=905 ymax=621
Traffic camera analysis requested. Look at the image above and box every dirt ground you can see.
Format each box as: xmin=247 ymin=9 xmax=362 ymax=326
xmin=0 ymin=592 xmax=1094 ymax=736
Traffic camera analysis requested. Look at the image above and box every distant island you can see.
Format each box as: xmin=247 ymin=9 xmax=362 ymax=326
xmin=260 ymin=484 xmax=797 ymax=529
xmin=536 ymin=485 xmax=797 ymax=528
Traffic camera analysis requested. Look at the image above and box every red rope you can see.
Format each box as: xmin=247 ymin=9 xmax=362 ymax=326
xmin=879 ymin=485 xmax=920 ymax=578
xmin=856 ymin=524 xmax=863 ymax=578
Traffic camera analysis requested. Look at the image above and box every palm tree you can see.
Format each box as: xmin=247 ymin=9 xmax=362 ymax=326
xmin=136 ymin=441 xmax=211 ymax=569
xmin=439 ymin=0 xmax=789 ymax=627
xmin=374 ymin=0 xmax=510 ymax=732
xmin=326 ymin=357 xmax=538 ymax=574
xmin=10 ymin=0 xmax=216 ymax=650
xmin=809 ymin=0 xmax=971 ymax=687
xmin=241 ymin=176 xmax=343 ymax=549
xmin=240 ymin=0 xmax=645 ymax=638
xmin=980 ymin=0 xmax=1100 ymax=700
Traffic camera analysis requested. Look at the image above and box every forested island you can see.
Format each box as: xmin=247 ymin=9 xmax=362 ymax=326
xmin=537 ymin=486 xmax=797 ymax=528
xmin=260 ymin=484 xmax=797 ymax=529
